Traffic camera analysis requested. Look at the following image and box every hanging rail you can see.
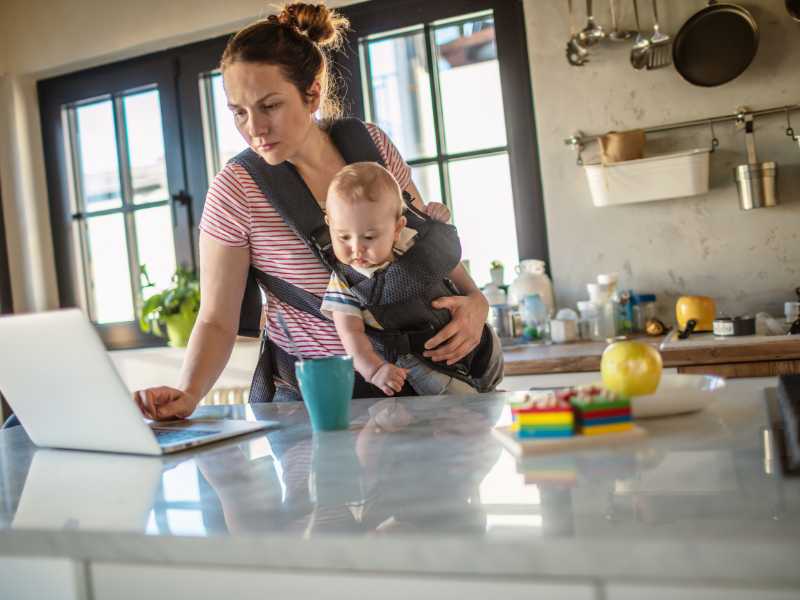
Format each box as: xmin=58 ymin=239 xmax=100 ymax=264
xmin=564 ymin=103 xmax=800 ymax=165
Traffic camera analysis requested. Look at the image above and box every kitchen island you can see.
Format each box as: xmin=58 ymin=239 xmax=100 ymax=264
xmin=1 ymin=378 xmax=798 ymax=599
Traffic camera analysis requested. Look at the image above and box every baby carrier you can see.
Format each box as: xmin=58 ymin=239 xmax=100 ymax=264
xmin=232 ymin=118 xmax=493 ymax=402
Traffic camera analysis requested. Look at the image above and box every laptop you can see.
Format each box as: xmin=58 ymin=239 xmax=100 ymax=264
xmin=0 ymin=309 xmax=276 ymax=455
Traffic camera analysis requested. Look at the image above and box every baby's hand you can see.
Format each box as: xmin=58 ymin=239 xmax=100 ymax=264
xmin=424 ymin=202 xmax=450 ymax=223
xmin=370 ymin=362 xmax=408 ymax=396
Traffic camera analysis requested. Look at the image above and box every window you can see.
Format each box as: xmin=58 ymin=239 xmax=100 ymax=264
xmin=39 ymin=1 xmax=545 ymax=348
xmin=339 ymin=0 xmax=548 ymax=286
xmin=40 ymin=41 xmax=228 ymax=348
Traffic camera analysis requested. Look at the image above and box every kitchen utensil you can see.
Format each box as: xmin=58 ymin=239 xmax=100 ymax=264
xmin=713 ymin=316 xmax=755 ymax=337
xmin=676 ymin=295 xmax=716 ymax=332
xmin=630 ymin=0 xmax=651 ymax=70
xmin=646 ymin=0 xmax=671 ymax=70
xmin=672 ymin=0 xmax=759 ymax=87
xmin=734 ymin=113 xmax=778 ymax=210
xmin=566 ymin=0 xmax=590 ymax=66
xmin=577 ymin=0 xmax=606 ymax=47
xmin=608 ymin=0 xmax=635 ymax=41
xmin=631 ymin=374 xmax=725 ymax=419
xmin=787 ymin=0 xmax=800 ymax=22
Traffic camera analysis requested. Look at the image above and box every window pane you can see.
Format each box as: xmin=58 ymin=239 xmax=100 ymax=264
xmin=86 ymin=214 xmax=134 ymax=323
xmin=366 ymin=32 xmax=437 ymax=161
xmin=135 ymin=205 xmax=177 ymax=296
xmin=448 ymin=154 xmax=518 ymax=287
xmin=210 ymin=73 xmax=248 ymax=170
xmin=75 ymin=100 xmax=122 ymax=212
xmin=124 ymin=90 xmax=169 ymax=205
xmin=410 ymin=163 xmax=442 ymax=204
xmin=435 ymin=17 xmax=507 ymax=154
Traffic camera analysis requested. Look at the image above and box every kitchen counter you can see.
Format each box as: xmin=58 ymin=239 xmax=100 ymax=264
xmin=504 ymin=334 xmax=800 ymax=377
xmin=1 ymin=378 xmax=799 ymax=599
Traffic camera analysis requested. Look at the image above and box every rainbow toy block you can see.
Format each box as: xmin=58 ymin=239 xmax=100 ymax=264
xmin=510 ymin=392 xmax=574 ymax=439
xmin=558 ymin=385 xmax=632 ymax=436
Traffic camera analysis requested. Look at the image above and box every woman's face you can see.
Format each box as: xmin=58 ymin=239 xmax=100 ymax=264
xmin=223 ymin=62 xmax=320 ymax=165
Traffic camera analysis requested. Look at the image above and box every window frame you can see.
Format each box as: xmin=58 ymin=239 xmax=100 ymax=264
xmin=38 ymin=37 xmax=230 ymax=349
xmin=337 ymin=0 xmax=549 ymax=266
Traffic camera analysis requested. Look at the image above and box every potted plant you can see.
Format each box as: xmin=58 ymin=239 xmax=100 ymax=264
xmin=489 ymin=260 xmax=505 ymax=287
xmin=139 ymin=265 xmax=200 ymax=347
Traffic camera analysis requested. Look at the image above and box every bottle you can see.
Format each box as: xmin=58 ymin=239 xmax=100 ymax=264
xmin=631 ymin=293 xmax=657 ymax=333
xmin=586 ymin=282 xmax=616 ymax=340
xmin=597 ymin=274 xmax=632 ymax=335
xmin=577 ymin=301 xmax=600 ymax=341
xmin=521 ymin=294 xmax=550 ymax=342
xmin=508 ymin=259 xmax=555 ymax=316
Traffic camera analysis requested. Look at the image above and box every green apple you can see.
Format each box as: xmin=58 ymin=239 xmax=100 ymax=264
xmin=601 ymin=340 xmax=663 ymax=396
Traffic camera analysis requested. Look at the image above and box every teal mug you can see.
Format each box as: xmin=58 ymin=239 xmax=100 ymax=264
xmin=295 ymin=356 xmax=354 ymax=431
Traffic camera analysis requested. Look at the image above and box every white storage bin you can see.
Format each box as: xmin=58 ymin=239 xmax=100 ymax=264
xmin=584 ymin=148 xmax=711 ymax=207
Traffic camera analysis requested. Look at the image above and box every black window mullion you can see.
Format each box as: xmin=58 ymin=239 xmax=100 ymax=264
xmin=66 ymin=107 xmax=96 ymax=319
xmin=421 ymin=24 xmax=450 ymax=208
xmin=113 ymin=94 xmax=145 ymax=317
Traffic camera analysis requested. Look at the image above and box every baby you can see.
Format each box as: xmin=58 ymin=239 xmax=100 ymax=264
xmin=321 ymin=162 xmax=502 ymax=396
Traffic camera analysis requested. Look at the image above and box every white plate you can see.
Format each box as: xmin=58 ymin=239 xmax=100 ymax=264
xmin=631 ymin=373 xmax=725 ymax=419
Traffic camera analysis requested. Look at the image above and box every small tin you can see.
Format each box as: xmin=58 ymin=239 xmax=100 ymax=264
xmin=713 ymin=316 xmax=755 ymax=337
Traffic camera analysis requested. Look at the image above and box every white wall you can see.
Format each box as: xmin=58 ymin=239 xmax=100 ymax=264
xmin=1 ymin=0 xmax=798 ymax=320
xmin=524 ymin=0 xmax=800 ymax=319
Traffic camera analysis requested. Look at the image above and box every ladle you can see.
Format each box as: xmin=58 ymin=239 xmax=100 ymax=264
xmin=577 ymin=0 xmax=606 ymax=47
xmin=608 ymin=0 xmax=635 ymax=41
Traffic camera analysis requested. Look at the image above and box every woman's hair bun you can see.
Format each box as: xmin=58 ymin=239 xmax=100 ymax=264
xmin=277 ymin=3 xmax=350 ymax=48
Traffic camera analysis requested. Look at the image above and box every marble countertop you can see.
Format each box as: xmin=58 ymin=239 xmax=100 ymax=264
xmin=1 ymin=378 xmax=798 ymax=585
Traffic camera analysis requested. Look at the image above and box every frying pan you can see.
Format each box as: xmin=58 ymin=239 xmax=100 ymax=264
xmin=672 ymin=1 xmax=759 ymax=87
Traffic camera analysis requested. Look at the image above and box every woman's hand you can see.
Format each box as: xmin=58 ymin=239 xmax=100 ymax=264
xmin=423 ymin=202 xmax=451 ymax=223
xmin=423 ymin=291 xmax=489 ymax=365
xmin=134 ymin=386 xmax=200 ymax=421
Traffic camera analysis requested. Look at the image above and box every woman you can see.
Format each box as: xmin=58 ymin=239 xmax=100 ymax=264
xmin=135 ymin=2 xmax=490 ymax=420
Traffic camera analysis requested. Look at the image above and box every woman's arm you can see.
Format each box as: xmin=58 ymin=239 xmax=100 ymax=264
xmin=136 ymin=232 xmax=250 ymax=419
xmin=403 ymin=181 xmax=490 ymax=366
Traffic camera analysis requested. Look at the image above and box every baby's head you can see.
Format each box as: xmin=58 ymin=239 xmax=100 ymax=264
xmin=326 ymin=162 xmax=406 ymax=269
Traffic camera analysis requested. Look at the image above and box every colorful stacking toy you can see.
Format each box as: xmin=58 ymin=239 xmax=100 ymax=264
xmin=559 ymin=385 xmax=633 ymax=436
xmin=510 ymin=392 xmax=575 ymax=439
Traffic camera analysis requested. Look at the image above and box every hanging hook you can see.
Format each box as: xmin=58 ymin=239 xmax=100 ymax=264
xmin=786 ymin=106 xmax=800 ymax=144
xmin=708 ymin=119 xmax=719 ymax=153
xmin=565 ymin=132 xmax=586 ymax=166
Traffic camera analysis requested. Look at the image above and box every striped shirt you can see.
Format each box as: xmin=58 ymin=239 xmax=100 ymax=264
xmin=321 ymin=272 xmax=383 ymax=329
xmin=198 ymin=123 xmax=412 ymax=358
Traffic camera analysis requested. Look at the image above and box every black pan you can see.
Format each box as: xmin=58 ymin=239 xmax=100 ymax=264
xmin=672 ymin=1 xmax=759 ymax=87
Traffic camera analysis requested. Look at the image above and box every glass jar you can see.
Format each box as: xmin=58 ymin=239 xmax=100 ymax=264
xmin=631 ymin=293 xmax=657 ymax=333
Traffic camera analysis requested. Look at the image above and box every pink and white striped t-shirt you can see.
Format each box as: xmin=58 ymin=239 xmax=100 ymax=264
xmin=198 ymin=122 xmax=412 ymax=359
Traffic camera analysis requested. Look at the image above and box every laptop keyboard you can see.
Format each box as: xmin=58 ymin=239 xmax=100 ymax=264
xmin=151 ymin=427 xmax=221 ymax=446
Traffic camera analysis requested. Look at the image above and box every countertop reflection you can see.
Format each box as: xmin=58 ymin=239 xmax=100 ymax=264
xmin=0 ymin=380 xmax=798 ymax=584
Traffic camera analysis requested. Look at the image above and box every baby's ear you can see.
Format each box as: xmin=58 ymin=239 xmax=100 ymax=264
xmin=324 ymin=215 xmax=330 ymax=225
xmin=395 ymin=215 xmax=407 ymax=234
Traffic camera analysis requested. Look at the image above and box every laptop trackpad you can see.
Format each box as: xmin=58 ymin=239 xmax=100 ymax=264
xmin=150 ymin=424 xmax=222 ymax=446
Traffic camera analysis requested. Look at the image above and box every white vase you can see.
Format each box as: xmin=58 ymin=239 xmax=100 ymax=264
xmin=508 ymin=259 xmax=555 ymax=316
xmin=489 ymin=267 xmax=504 ymax=287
